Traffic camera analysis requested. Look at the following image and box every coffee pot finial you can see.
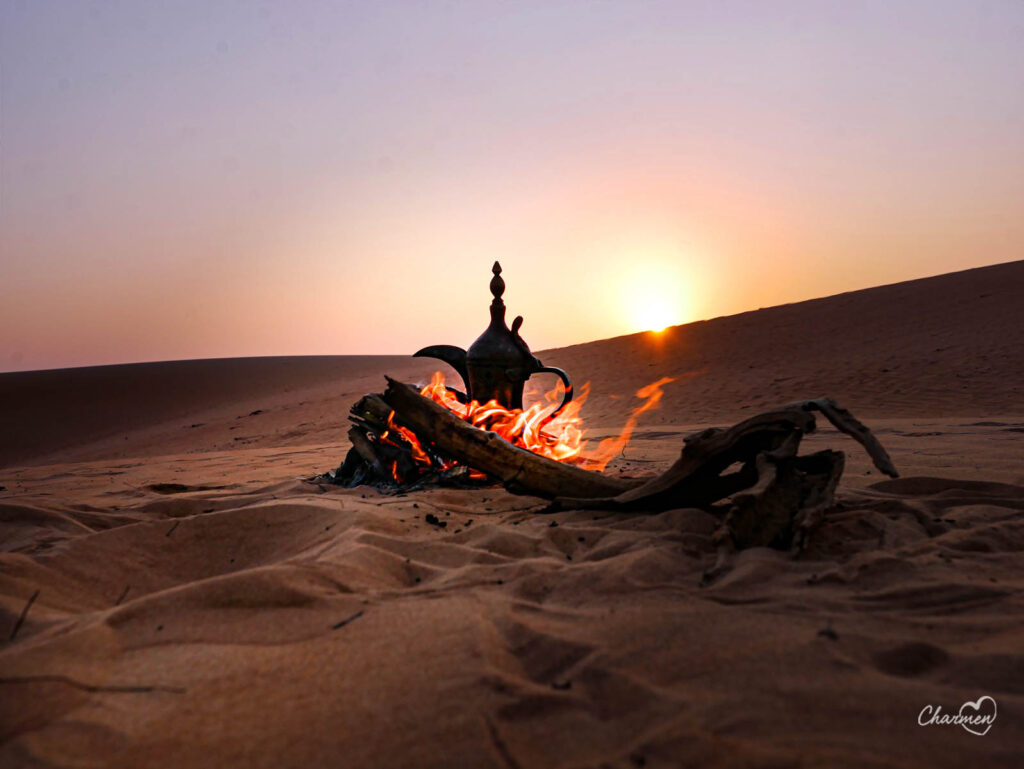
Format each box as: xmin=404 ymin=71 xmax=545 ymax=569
xmin=489 ymin=261 xmax=504 ymax=302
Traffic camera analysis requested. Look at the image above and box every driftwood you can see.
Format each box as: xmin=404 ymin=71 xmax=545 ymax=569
xmin=334 ymin=379 xmax=898 ymax=551
xmin=545 ymin=398 xmax=896 ymax=550
xmin=553 ymin=398 xmax=897 ymax=510
xmin=727 ymin=448 xmax=845 ymax=550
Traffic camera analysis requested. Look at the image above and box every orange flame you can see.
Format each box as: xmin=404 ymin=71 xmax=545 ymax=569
xmin=578 ymin=376 xmax=676 ymax=470
xmin=419 ymin=371 xmax=586 ymax=463
xmin=385 ymin=371 xmax=676 ymax=478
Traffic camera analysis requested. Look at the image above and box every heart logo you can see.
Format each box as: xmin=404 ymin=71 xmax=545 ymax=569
xmin=958 ymin=695 xmax=997 ymax=736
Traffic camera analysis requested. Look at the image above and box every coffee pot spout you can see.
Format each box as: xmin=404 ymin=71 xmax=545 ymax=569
xmin=413 ymin=344 xmax=469 ymax=396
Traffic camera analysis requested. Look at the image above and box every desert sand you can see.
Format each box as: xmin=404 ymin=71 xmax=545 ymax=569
xmin=1 ymin=260 xmax=1023 ymax=767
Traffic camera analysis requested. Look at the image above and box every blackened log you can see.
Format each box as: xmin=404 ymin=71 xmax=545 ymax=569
xmin=348 ymin=427 xmax=389 ymax=479
xmin=350 ymin=394 xmax=395 ymax=430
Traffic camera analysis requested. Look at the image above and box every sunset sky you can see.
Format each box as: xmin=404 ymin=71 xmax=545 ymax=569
xmin=2 ymin=1 xmax=1022 ymax=373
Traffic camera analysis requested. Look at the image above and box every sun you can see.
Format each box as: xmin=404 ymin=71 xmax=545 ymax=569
xmin=635 ymin=298 xmax=677 ymax=333
xmin=625 ymin=281 xmax=682 ymax=333
xmin=616 ymin=250 xmax=693 ymax=334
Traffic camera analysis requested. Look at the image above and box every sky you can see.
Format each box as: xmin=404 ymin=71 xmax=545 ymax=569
xmin=2 ymin=0 xmax=1022 ymax=373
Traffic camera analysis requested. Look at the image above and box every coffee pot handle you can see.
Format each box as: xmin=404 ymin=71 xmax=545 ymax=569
xmin=535 ymin=365 xmax=574 ymax=418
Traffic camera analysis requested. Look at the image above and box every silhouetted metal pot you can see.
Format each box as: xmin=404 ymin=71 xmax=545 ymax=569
xmin=414 ymin=262 xmax=573 ymax=416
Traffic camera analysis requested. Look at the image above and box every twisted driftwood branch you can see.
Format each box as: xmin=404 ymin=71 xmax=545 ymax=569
xmin=343 ymin=382 xmax=897 ymax=551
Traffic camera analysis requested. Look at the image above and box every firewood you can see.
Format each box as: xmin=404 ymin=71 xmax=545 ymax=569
xmin=347 ymin=427 xmax=389 ymax=479
xmin=382 ymin=378 xmax=637 ymax=499
xmin=350 ymin=394 xmax=395 ymax=430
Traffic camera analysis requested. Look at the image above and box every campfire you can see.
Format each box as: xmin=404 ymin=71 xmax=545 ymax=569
xmin=336 ymin=369 xmax=675 ymax=488
xmin=335 ymin=261 xmax=676 ymax=489
xmin=327 ymin=262 xmax=899 ymax=554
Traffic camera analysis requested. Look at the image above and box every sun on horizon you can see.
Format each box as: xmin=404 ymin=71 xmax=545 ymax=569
xmin=634 ymin=299 xmax=677 ymax=333
xmin=622 ymin=263 xmax=686 ymax=334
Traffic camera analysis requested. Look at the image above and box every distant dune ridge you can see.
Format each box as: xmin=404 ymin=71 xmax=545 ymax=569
xmin=2 ymin=259 xmax=1022 ymax=469
xmin=1 ymin=261 xmax=1023 ymax=768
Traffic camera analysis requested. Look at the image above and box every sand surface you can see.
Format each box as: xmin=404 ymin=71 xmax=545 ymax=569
xmin=2 ymin=260 xmax=1023 ymax=767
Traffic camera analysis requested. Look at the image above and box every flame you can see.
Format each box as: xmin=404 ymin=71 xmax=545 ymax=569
xmin=578 ymin=376 xmax=676 ymax=470
xmin=419 ymin=371 xmax=586 ymax=463
xmin=377 ymin=371 xmax=676 ymax=480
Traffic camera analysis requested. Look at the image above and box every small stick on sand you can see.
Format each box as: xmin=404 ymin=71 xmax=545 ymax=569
xmin=9 ymin=589 xmax=40 ymax=641
xmin=165 ymin=520 xmax=181 ymax=537
xmin=331 ymin=610 xmax=364 ymax=630
xmin=115 ymin=585 xmax=131 ymax=606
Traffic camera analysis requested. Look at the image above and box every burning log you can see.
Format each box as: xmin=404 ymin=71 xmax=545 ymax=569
xmin=381 ymin=378 xmax=635 ymax=499
xmin=334 ymin=380 xmax=635 ymax=497
xmin=331 ymin=380 xmax=897 ymax=552
xmin=335 ymin=393 xmax=459 ymax=489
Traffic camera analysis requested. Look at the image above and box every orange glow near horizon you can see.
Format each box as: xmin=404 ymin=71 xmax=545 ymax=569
xmin=2 ymin=3 xmax=1023 ymax=373
xmin=620 ymin=257 xmax=689 ymax=334
xmin=630 ymin=293 xmax=679 ymax=334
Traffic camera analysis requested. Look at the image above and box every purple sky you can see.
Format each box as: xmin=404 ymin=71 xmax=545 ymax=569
xmin=2 ymin=0 xmax=1023 ymax=372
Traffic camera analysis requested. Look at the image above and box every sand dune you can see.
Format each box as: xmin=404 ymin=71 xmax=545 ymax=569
xmin=4 ymin=260 xmax=1022 ymax=470
xmin=0 ymin=356 xmax=428 ymax=469
xmin=2 ymin=261 xmax=1023 ymax=767
xmin=543 ymin=258 xmax=1024 ymax=424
